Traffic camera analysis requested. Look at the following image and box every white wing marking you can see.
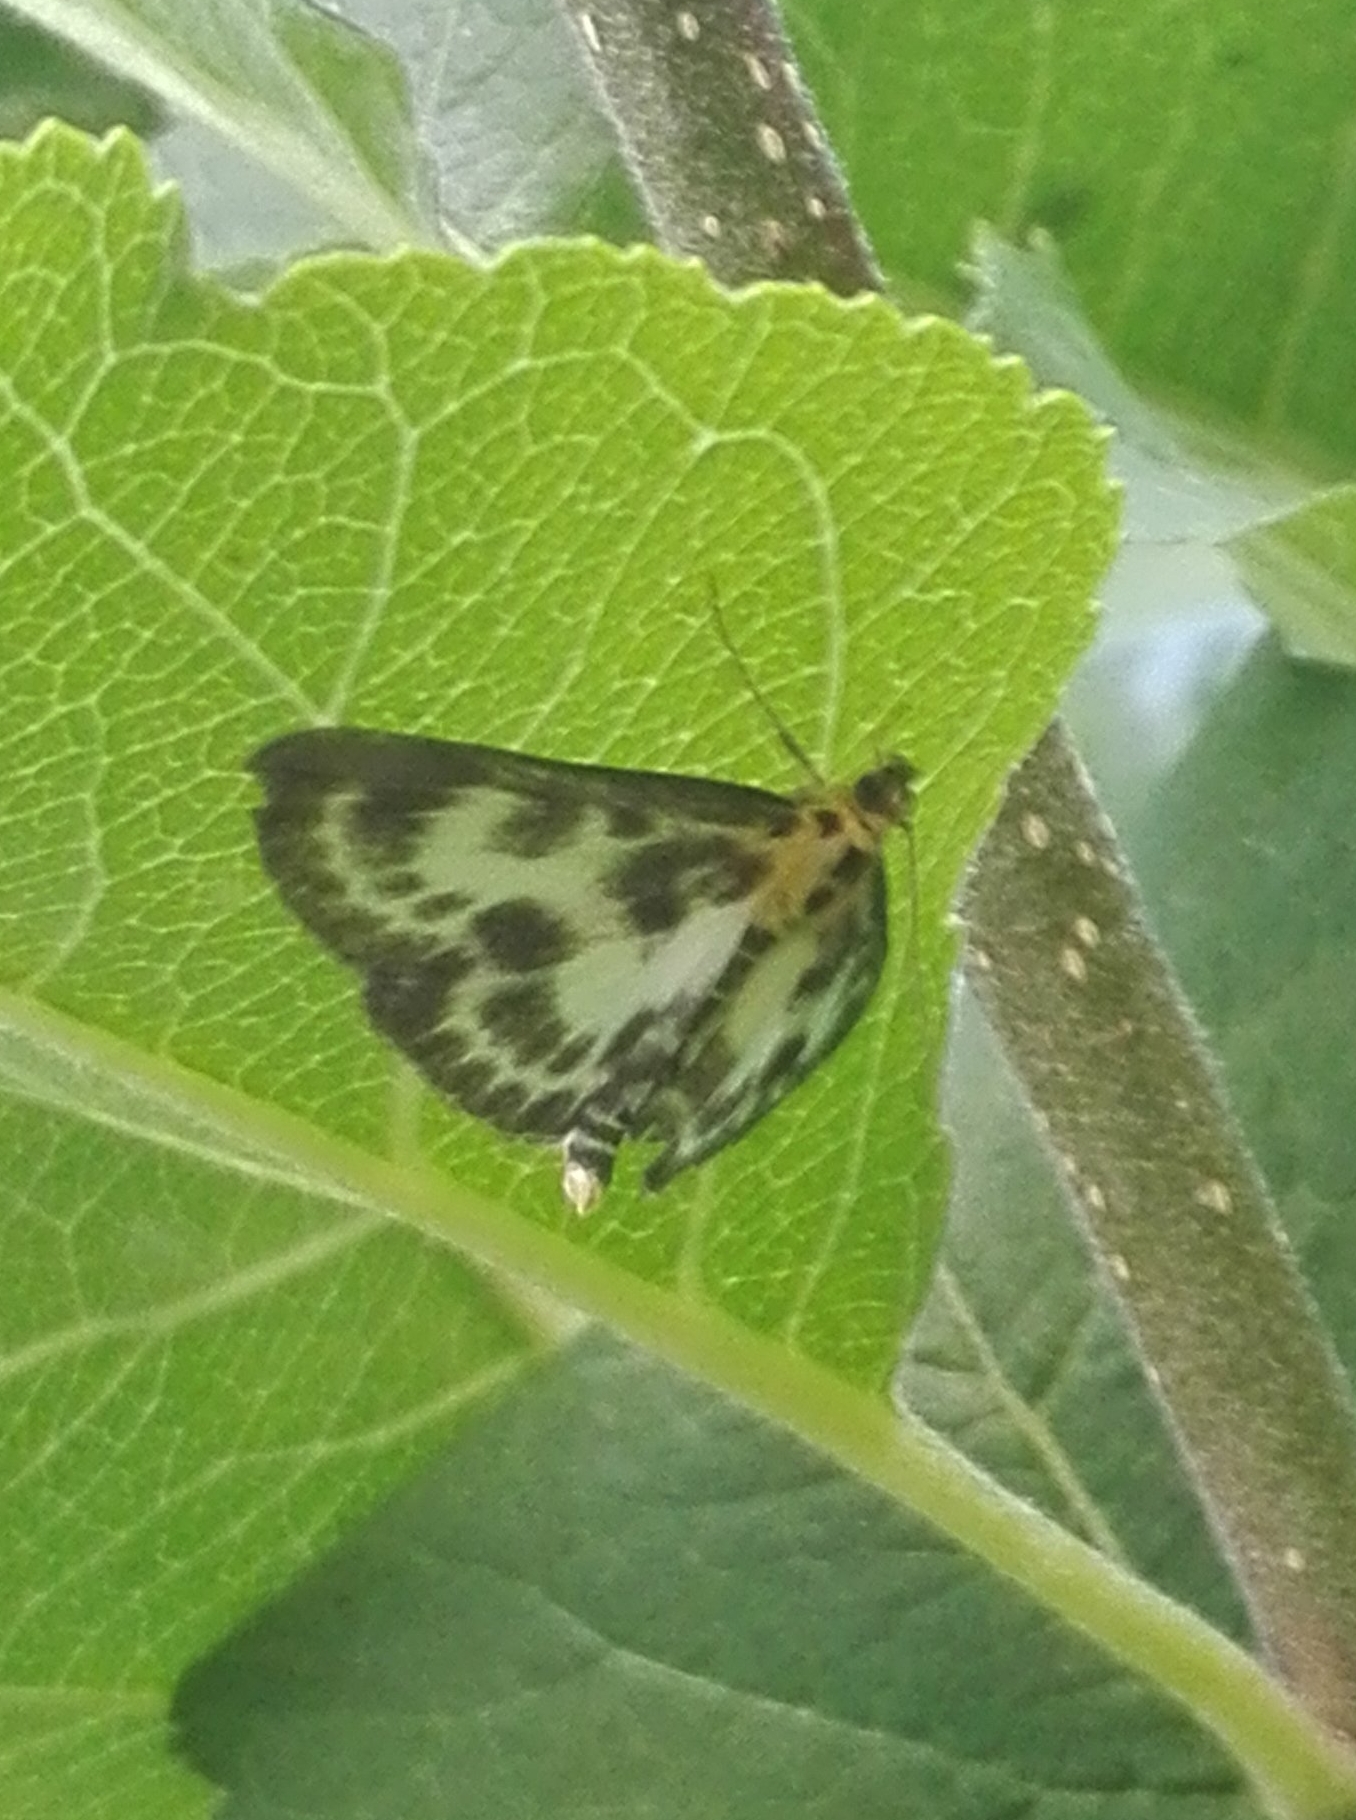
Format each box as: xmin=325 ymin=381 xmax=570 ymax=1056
xmin=317 ymin=784 xmax=751 ymax=1060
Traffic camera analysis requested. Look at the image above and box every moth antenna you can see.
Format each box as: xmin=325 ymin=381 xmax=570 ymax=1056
xmin=706 ymin=579 xmax=823 ymax=785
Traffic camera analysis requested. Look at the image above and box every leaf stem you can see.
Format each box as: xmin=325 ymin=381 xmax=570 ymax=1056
xmin=964 ymin=725 xmax=1356 ymax=1738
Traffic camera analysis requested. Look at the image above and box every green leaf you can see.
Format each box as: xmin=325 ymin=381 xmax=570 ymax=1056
xmin=1134 ymin=637 xmax=1356 ymax=1371
xmin=177 ymin=1334 xmax=1260 ymax=1820
xmin=3 ymin=0 xmax=436 ymax=250
xmin=966 ymin=228 xmax=1356 ymax=667
xmin=2 ymin=0 xmax=616 ymax=263
xmin=0 ymin=1082 xmax=531 ymax=1818
xmin=1230 ymin=494 xmax=1356 ymax=667
xmin=789 ymin=0 xmax=1356 ymax=471
xmin=339 ymin=0 xmax=616 ymax=246
xmin=0 ymin=6 xmax=163 ymax=143
xmin=0 ymin=123 xmax=1114 ymax=1381
xmin=0 ymin=123 xmax=1120 ymax=1815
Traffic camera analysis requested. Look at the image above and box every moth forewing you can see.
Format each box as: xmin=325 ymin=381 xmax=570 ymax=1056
xmin=250 ymin=729 xmax=916 ymax=1212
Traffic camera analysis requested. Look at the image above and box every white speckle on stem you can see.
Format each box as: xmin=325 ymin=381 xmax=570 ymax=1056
xmin=756 ymin=122 xmax=787 ymax=163
xmin=1060 ymin=945 xmax=1087 ymax=984
xmin=1195 ymin=1179 xmax=1233 ymax=1215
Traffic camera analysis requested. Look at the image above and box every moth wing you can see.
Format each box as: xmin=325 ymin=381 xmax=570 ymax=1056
xmin=250 ymin=729 xmax=792 ymax=1148
xmin=643 ymin=865 xmax=889 ymax=1188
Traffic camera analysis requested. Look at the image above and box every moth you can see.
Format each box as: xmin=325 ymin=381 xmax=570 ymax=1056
xmin=250 ymin=693 xmax=915 ymax=1213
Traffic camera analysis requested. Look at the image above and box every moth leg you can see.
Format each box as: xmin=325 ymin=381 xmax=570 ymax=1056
xmin=560 ymin=1111 xmax=627 ymax=1216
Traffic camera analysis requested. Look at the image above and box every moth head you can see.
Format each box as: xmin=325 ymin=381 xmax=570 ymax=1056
xmin=851 ymin=755 xmax=917 ymax=830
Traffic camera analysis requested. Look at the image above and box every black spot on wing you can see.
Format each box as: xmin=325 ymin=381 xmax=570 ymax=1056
xmin=416 ymin=889 xmax=473 ymax=920
xmin=475 ymin=1079 xmax=531 ymax=1127
xmin=345 ymin=789 xmax=458 ymax=866
xmin=416 ymin=1026 xmax=471 ymax=1073
xmin=374 ymin=868 xmax=425 ymax=897
xmin=600 ymin=1009 xmax=656 ymax=1067
xmin=445 ymin=1056 xmax=495 ymax=1104
xmin=545 ymin=1033 xmax=595 ymax=1076
xmin=832 ymin=845 xmax=872 ymax=886
xmin=766 ymin=1032 xmax=808 ymax=1083
xmin=709 ymin=843 xmax=773 ymax=904
xmin=607 ymin=832 xmax=769 ymax=935
xmin=678 ymin=1033 xmax=737 ymax=1103
xmin=363 ymin=946 xmax=477 ymax=1047
xmin=607 ymin=832 xmax=726 ymax=934
xmin=520 ymin=1087 xmax=583 ymax=1133
xmin=492 ymin=790 xmax=586 ymax=858
xmin=480 ymin=979 xmax=567 ymax=1064
xmin=604 ymin=799 xmax=656 ymax=840
xmin=741 ymin=925 xmax=778 ymax=960
xmin=473 ymin=899 xmax=576 ymax=971
xmin=711 ymin=921 xmax=777 ymax=999
xmin=439 ymin=1051 xmax=544 ymax=1130
xmin=790 ymin=957 xmax=832 ymax=1005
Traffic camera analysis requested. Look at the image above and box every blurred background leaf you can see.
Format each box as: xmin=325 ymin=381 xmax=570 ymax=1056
xmin=177 ymin=1334 xmax=1259 ymax=1820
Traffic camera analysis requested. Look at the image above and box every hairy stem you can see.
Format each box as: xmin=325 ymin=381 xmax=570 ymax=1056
xmin=561 ymin=0 xmax=1356 ymax=1744
xmin=966 ymin=728 xmax=1356 ymax=1738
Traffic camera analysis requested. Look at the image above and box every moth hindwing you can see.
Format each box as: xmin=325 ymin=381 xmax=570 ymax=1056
xmin=249 ymin=730 xmax=915 ymax=1212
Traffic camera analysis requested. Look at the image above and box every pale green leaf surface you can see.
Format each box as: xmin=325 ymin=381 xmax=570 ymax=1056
xmin=0 ymin=1702 xmax=209 ymax=1820
xmin=0 ymin=126 xmax=1115 ymax=1387
xmin=3 ymin=0 xmax=436 ymax=251
xmin=1231 ymin=491 xmax=1356 ymax=667
xmin=967 ymin=228 xmax=1326 ymax=548
xmin=967 ymin=228 xmax=1356 ymax=667
xmin=341 ymin=0 xmax=614 ymax=247
xmin=0 ymin=1081 xmax=530 ymax=1820
xmin=789 ymin=0 xmax=1356 ymax=468
xmin=0 ymin=1 xmax=613 ymax=268
xmin=177 ymin=1333 xmax=1256 ymax=1820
